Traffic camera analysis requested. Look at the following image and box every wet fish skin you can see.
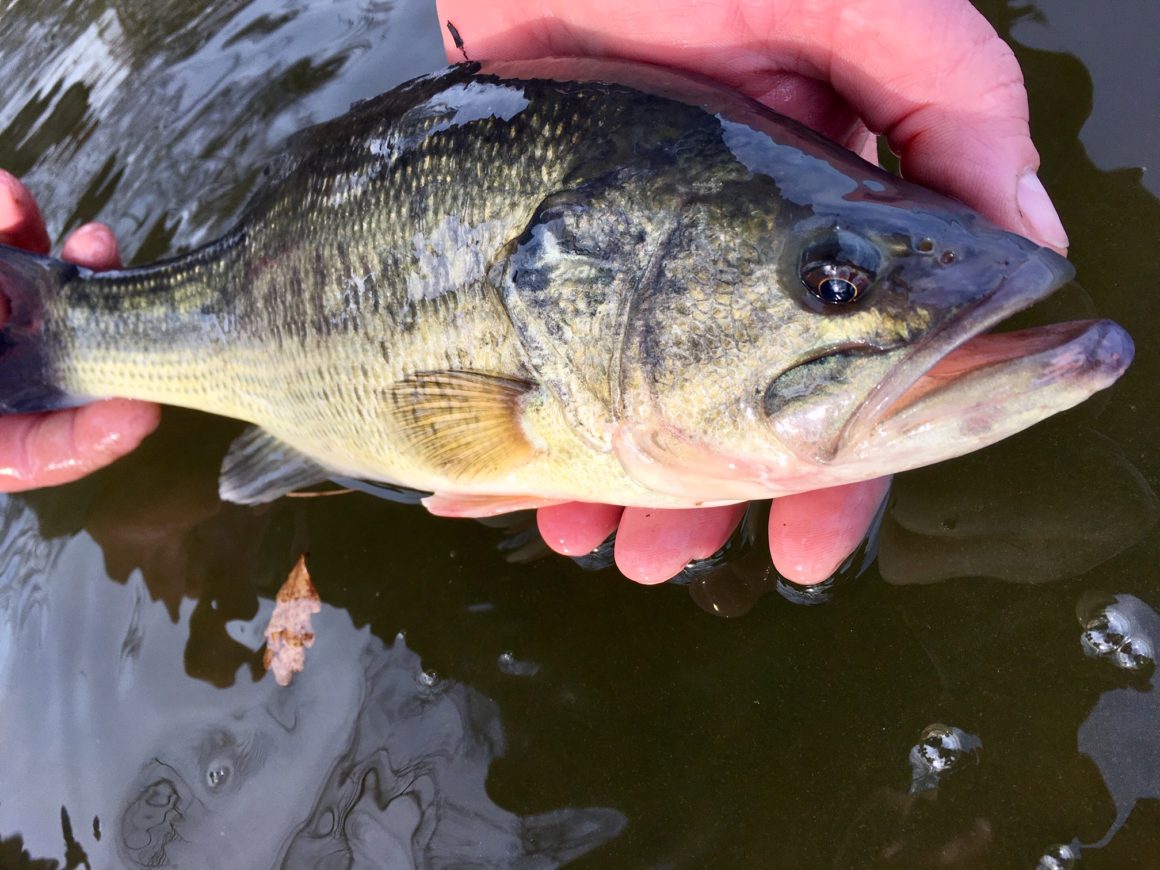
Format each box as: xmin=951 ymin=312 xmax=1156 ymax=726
xmin=0 ymin=60 xmax=1131 ymax=513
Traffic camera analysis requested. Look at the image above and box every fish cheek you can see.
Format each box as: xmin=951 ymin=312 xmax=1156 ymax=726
xmin=496 ymin=191 xmax=658 ymax=450
xmin=762 ymin=354 xmax=857 ymax=416
xmin=762 ymin=351 xmax=889 ymax=461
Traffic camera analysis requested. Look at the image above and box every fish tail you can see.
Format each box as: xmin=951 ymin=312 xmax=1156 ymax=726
xmin=0 ymin=243 xmax=83 ymax=412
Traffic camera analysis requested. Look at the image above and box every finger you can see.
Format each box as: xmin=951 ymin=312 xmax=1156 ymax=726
xmin=538 ymin=501 xmax=623 ymax=555
xmin=826 ymin=1 xmax=1069 ymax=251
xmin=740 ymin=71 xmax=874 ymax=152
xmin=0 ymin=170 xmax=51 ymax=254
xmin=0 ymin=399 xmax=161 ymax=493
xmin=436 ymin=5 xmax=869 ymax=147
xmin=62 ymin=222 xmax=122 ymax=270
xmin=769 ymin=476 xmax=892 ymax=585
xmin=437 ymin=0 xmax=1067 ymax=250
xmin=0 ymin=204 xmax=157 ymax=491
xmin=614 ymin=504 xmax=747 ymax=585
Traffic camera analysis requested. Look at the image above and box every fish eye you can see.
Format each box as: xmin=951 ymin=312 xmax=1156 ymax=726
xmin=799 ymin=229 xmax=880 ymax=305
xmin=800 ymin=265 xmax=870 ymax=304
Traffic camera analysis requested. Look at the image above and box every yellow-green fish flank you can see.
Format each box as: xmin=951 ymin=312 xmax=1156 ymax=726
xmin=0 ymin=60 xmax=1133 ymax=515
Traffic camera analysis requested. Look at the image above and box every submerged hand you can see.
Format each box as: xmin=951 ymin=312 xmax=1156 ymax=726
xmin=438 ymin=0 xmax=1070 ymax=584
xmin=0 ymin=171 xmax=160 ymax=492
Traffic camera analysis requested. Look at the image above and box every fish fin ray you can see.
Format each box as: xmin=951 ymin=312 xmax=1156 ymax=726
xmin=0 ymin=244 xmax=84 ymax=412
xmin=423 ymin=492 xmax=565 ymax=517
xmin=219 ymin=426 xmax=330 ymax=505
xmin=388 ymin=370 xmax=539 ymax=479
xmin=328 ymin=476 xmax=428 ymax=504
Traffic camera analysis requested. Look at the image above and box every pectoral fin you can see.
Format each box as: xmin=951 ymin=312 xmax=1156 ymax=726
xmin=219 ymin=426 xmax=331 ymax=505
xmin=388 ymin=370 xmax=540 ymax=479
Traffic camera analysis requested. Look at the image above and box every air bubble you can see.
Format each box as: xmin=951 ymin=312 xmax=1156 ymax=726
xmin=497 ymin=651 xmax=541 ymax=677
xmin=1077 ymin=594 xmax=1157 ymax=673
xmin=1036 ymin=842 xmax=1079 ymax=870
xmin=207 ymin=762 xmax=231 ymax=789
xmin=1114 ymin=635 xmax=1154 ymax=671
xmin=908 ymin=723 xmax=981 ymax=793
xmin=1080 ymin=608 xmax=1132 ymax=656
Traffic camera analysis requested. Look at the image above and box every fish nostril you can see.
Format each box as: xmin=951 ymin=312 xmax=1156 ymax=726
xmin=939 ymin=250 xmax=957 ymax=265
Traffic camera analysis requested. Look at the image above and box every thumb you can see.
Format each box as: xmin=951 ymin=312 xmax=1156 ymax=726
xmin=435 ymin=0 xmax=1068 ymax=252
xmin=825 ymin=0 xmax=1069 ymax=251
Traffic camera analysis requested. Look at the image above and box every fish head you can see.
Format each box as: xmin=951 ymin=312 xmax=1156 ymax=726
xmin=614 ymin=151 xmax=1132 ymax=502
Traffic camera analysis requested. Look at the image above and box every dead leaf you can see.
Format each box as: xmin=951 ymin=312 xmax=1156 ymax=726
xmin=263 ymin=554 xmax=322 ymax=686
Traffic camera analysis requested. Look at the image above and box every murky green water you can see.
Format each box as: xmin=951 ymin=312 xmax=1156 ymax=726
xmin=1 ymin=1 xmax=1158 ymax=866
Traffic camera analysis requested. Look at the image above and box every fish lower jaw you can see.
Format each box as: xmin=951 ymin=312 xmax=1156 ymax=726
xmin=836 ymin=319 xmax=1133 ymax=477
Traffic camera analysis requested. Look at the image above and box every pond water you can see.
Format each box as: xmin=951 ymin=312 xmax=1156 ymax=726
xmin=1 ymin=0 xmax=1158 ymax=866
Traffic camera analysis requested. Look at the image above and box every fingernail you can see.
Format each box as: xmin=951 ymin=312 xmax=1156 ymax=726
xmin=1017 ymin=171 xmax=1069 ymax=252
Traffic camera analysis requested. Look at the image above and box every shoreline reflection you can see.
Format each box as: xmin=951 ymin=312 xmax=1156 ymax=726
xmin=0 ymin=496 xmax=624 ymax=868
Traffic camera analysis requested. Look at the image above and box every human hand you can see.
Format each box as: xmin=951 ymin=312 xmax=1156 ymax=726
xmin=437 ymin=0 xmax=1069 ymax=585
xmin=0 ymin=171 xmax=160 ymax=493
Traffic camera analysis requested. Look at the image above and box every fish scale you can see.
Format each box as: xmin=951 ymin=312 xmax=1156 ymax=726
xmin=0 ymin=60 xmax=1130 ymax=515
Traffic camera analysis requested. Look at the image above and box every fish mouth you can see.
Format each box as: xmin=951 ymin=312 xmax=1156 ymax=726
xmin=838 ymin=251 xmax=1134 ymax=461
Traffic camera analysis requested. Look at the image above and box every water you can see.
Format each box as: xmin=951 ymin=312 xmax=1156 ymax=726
xmin=1 ymin=0 xmax=1159 ymax=865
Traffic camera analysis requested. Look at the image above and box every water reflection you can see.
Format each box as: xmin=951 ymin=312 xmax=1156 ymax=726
xmin=0 ymin=495 xmax=624 ymax=867
xmin=636 ymin=425 xmax=1158 ymax=615
xmin=1011 ymin=0 xmax=1160 ymax=198
xmin=0 ymin=0 xmax=442 ymax=257
xmin=2 ymin=0 xmax=1160 ymax=865
xmin=879 ymin=429 xmax=1158 ymax=586
xmin=1077 ymin=594 xmax=1160 ymax=851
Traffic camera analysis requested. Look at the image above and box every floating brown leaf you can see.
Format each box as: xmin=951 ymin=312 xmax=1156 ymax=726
xmin=263 ymin=555 xmax=321 ymax=686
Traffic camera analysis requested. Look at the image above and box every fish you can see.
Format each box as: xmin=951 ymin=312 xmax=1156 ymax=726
xmin=0 ymin=59 xmax=1134 ymax=517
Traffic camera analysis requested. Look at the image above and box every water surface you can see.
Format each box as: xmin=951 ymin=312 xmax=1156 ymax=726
xmin=1 ymin=0 xmax=1159 ymax=866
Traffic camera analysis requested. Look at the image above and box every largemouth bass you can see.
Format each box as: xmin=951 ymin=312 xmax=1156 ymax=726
xmin=0 ymin=60 xmax=1133 ymax=517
